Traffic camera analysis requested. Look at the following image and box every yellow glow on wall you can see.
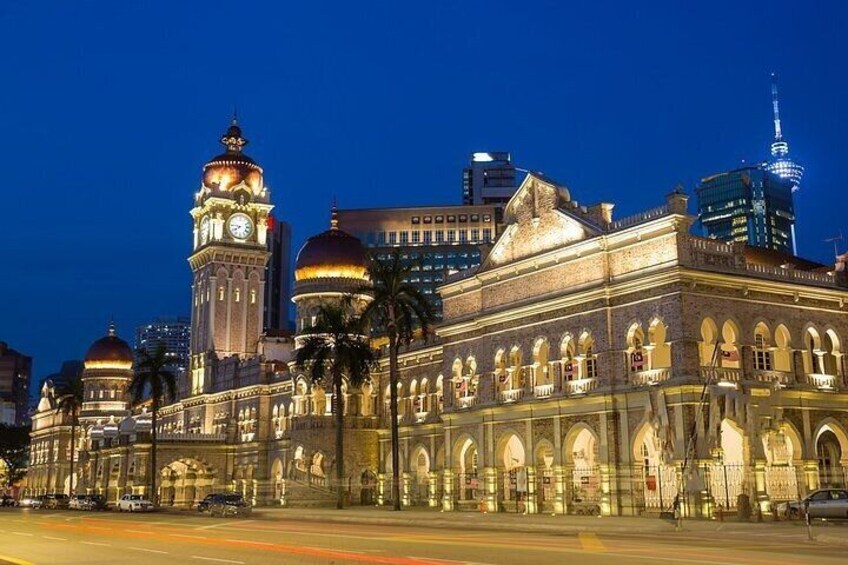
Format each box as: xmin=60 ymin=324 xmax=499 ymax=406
xmin=294 ymin=265 xmax=369 ymax=282
xmin=84 ymin=360 xmax=133 ymax=370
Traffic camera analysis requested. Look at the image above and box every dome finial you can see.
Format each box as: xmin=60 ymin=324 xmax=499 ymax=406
xmin=330 ymin=197 xmax=339 ymax=230
xmin=220 ymin=112 xmax=247 ymax=153
xmin=107 ymin=318 xmax=116 ymax=337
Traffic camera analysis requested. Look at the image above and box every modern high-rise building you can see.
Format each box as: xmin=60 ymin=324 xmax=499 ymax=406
xmin=697 ymin=166 xmax=796 ymax=255
xmin=135 ymin=317 xmax=191 ymax=382
xmin=336 ymin=204 xmax=499 ymax=319
xmin=264 ymin=216 xmax=292 ymax=332
xmin=0 ymin=341 xmax=32 ymax=425
xmin=461 ymin=152 xmax=519 ymax=217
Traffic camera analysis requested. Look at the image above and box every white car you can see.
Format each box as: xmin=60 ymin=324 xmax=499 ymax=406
xmin=117 ymin=494 xmax=153 ymax=512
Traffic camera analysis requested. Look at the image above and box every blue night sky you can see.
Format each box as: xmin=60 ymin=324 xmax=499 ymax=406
xmin=1 ymin=1 xmax=846 ymax=389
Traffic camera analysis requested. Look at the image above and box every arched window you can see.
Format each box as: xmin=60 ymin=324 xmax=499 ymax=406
xmin=533 ymin=338 xmax=550 ymax=386
xmin=823 ymin=330 xmax=841 ymax=376
xmin=435 ymin=375 xmax=444 ymax=413
xmin=578 ymin=332 xmax=597 ymax=379
xmin=560 ymin=336 xmax=576 ymax=382
xmin=804 ymin=327 xmax=822 ymax=374
xmin=699 ymin=318 xmax=720 ymax=366
xmin=753 ymin=323 xmax=773 ymax=371
xmin=494 ymin=349 xmax=508 ymax=390
xmin=720 ymin=321 xmax=741 ymax=368
xmin=774 ymin=325 xmax=792 ymax=372
xmin=648 ymin=320 xmax=671 ymax=369
xmin=627 ymin=324 xmax=646 ymax=372
xmin=509 ymin=346 xmax=523 ymax=390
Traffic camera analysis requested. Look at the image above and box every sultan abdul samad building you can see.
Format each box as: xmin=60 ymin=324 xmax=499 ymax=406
xmin=28 ymin=121 xmax=848 ymax=516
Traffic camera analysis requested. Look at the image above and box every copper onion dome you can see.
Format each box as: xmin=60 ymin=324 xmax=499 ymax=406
xmin=84 ymin=322 xmax=134 ymax=365
xmin=202 ymin=115 xmax=263 ymax=192
xmin=294 ymin=206 xmax=369 ymax=282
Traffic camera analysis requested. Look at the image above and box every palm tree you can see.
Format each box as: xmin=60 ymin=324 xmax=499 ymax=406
xmin=130 ymin=343 xmax=177 ymax=506
xmin=55 ymin=377 xmax=84 ymax=496
xmin=360 ymin=250 xmax=435 ymax=511
xmin=295 ymin=301 xmax=377 ymax=509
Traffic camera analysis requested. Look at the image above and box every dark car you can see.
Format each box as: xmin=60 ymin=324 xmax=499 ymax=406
xmin=196 ymin=493 xmax=221 ymax=513
xmin=0 ymin=495 xmax=16 ymax=507
xmin=70 ymin=494 xmax=108 ymax=511
xmin=43 ymin=493 xmax=70 ymax=509
xmin=204 ymin=493 xmax=251 ymax=518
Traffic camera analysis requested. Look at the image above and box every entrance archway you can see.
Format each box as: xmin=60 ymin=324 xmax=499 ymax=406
xmin=633 ymin=423 xmax=677 ymax=511
xmin=410 ymin=446 xmax=430 ymax=505
xmin=496 ymin=433 xmax=526 ymax=509
xmin=159 ymin=458 xmax=218 ymax=507
xmin=816 ymin=422 xmax=848 ymax=487
xmin=565 ymin=426 xmax=602 ymax=514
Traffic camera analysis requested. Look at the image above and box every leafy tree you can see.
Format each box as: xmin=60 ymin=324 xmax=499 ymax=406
xmin=0 ymin=424 xmax=30 ymax=488
xmin=55 ymin=376 xmax=84 ymax=494
xmin=360 ymin=250 xmax=435 ymax=510
xmin=130 ymin=343 xmax=177 ymax=505
xmin=295 ymin=301 xmax=377 ymax=509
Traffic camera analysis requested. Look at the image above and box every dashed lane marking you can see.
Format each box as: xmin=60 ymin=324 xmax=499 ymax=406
xmin=80 ymin=541 xmax=111 ymax=547
xmin=128 ymin=547 xmax=169 ymax=554
xmin=191 ymin=557 xmax=245 ymax=564
xmin=11 ymin=532 xmax=33 ymax=537
xmin=196 ymin=520 xmax=254 ymax=530
xmin=124 ymin=529 xmax=156 ymax=535
xmin=43 ymin=536 xmax=68 ymax=541
xmin=172 ymin=533 xmax=209 ymax=540
xmin=578 ymin=532 xmax=606 ymax=552
xmin=224 ymin=539 xmax=274 ymax=546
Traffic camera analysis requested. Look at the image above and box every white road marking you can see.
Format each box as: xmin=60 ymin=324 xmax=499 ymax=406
xmin=172 ymin=533 xmax=209 ymax=540
xmin=196 ymin=519 xmax=253 ymax=530
xmin=191 ymin=557 xmax=245 ymax=564
xmin=12 ymin=532 xmax=34 ymax=536
xmin=43 ymin=536 xmax=68 ymax=541
xmin=124 ymin=529 xmax=156 ymax=534
xmin=80 ymin=541 xmax=111 ymax=547
xmin=128 ymin=547 xmax=169 ymax=554
xmin=224 ymin=539 xmax=274 ymax=546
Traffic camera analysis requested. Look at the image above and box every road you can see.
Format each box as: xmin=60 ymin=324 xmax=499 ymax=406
xmin=1 ymin=508 xmax=846 ymax=565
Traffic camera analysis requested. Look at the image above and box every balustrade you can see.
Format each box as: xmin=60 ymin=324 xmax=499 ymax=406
xmin=534 ymin=383 xmax=554 ymax=398
xmin=564 ymin=377 xmax=596 ymax=396
xmin=629 ymin=367 xmax=671 ymax=386
xmin=699 ymin=366 xmax=741 ymax=385
xmin=500 ymin=388 xmax=525 ymax=403
xmin=456 ymin=396 xmax=477 ymax=409
xmin=751 ymin=370 xmax=793 ymax=386
xmin=805 ymin=373 xmax=839 ymax=391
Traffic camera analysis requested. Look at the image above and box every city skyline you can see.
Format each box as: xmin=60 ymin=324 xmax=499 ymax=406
xmin=2 ymin=1 xmax=847 ymax=387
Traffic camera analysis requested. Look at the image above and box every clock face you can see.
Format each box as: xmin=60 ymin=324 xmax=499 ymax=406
xmin=228 ymin=213 xmax=253 ymax=240
xmin=199 ymin=216 xmax=210 ymax=244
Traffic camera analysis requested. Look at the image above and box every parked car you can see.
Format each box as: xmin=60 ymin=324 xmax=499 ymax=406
xmin=202 ymin=493 xmax=252 ymax=517
xmin=778 ymin=489 xmax=848 ymax=519
xmin=117 ymin=494 xmax=153 ymax=512
xmin=0 ymin=495 xmax=16 ymax=507
xmin=69 ymin=494 xmax=109 ymax=511
xmin=68 ymin=494 xmax=87 ymax=510
xmin=18 ymin=495 xmax=43 ymax=509
xmin=197 ymin=493 xmax=224 ymax=513
xmin=42 ymin=493 xmax=70 ymax=509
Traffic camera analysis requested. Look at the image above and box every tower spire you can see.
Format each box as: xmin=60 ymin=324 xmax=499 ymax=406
xmin=330 ymin=197 xmax=339 ymax=230
xmin=771 ymin=73 xmax=783 ymax=142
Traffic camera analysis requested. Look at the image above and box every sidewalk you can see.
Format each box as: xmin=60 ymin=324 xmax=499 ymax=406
xmin=244 ymin=505 xmax=840 ymax=537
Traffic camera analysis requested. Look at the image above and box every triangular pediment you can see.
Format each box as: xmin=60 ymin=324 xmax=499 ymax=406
xmin=482 ymin=173 xmax=601 ymax=269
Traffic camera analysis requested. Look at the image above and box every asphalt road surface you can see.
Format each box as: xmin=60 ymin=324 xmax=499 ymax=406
xmin=1 ymin=508 xmax=846 ymax=565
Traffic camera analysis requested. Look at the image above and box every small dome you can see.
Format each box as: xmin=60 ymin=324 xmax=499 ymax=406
xmin=294 ymin=208 xmax=368 ymax=282
xmin=85 ymin=323 xmax=133 ymax=367
xmin=202 ymin=118 xmax=264 ymax=192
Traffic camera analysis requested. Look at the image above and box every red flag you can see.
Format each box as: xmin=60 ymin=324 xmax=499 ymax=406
xmin=631 ymin=351 xmax=645 ymax=371
xmin=721 ymin=349 xmax=740 ymax=362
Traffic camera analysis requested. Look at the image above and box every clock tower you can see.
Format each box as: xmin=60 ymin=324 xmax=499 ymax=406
xmin=188 ymin=118 xmax=273 ymax=395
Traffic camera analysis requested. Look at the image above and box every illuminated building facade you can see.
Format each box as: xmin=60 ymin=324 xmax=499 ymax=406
xmin=337 ymin=205 xmax=499 ymax=320
xmin=28 ymin=132 xmax=848 ymax=517
xmin=697 ymin=166 xmax=796 ymax=255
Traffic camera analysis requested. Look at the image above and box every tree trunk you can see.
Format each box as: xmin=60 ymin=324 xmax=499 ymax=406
xmin=69 ymin=415 xmax=76 ymax=496
xmin=334 ymin=371 xmax=345 ymax=510
xmin=151 ymin=401 xmax=158 ymax=506
xmin=389 ymin=328 xmax=401 ymax=511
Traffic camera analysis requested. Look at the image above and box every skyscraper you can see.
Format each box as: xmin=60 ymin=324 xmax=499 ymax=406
xmin=135 ymin=316 xmax=191 ymax=384
xmin=0 ymin=341 xmax=32 ymax=425
xmin=461 ymin=152 xmax=518 ymax=218
xmin=697 ymin=166 xmax=796 ymax=255
xmin=337 ymin=204 xmax=499 ymax=319
xmin=264 ymin=216 xmax=292 ymax=332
